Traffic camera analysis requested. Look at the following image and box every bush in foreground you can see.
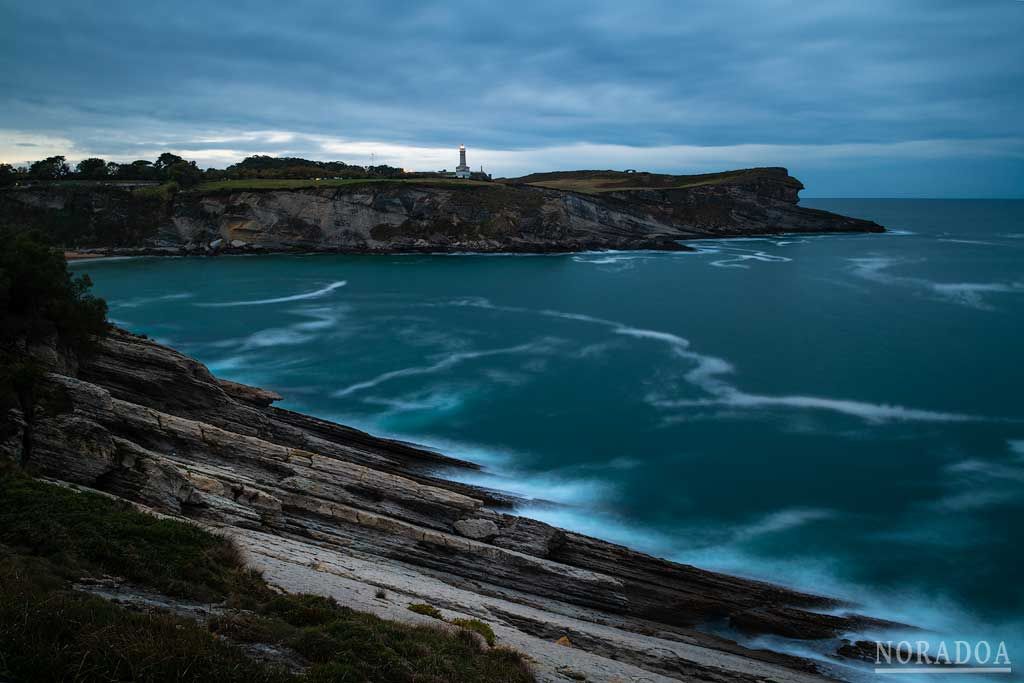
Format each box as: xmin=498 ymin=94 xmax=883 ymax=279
xmin=0 ymin=468 xmax=533 ymax=682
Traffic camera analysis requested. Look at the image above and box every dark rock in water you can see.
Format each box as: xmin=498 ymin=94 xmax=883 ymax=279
xmin=0 ymin=167 xmax=882 ymax=255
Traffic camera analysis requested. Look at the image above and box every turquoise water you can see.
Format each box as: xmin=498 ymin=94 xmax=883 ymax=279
xmin=75 ymin=200 xmax=1024 ymax=671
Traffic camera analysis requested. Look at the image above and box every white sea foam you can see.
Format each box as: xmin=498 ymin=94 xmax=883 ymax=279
xmin=242 ymin=328 xmax=315 ymax=349
xmin=363 ymin=391 xmax=464 ymax=415
xmin=112 ymin=292 xmax=194 ymax=309
xmin=731 ymin=508 xmax=834 ymax=542
xmin=440 ymin=297 xmax=987 ymax=424
xmin=929 ymin=490 xmax=1017 ymax=512
xmin=452 ymin=471 xmax=614 ymax=508
xmin=332 ymin=340 xmax=549 ymax=398
xmin=197 ymin=281 xmax=347 ymax=307
xmin=206 ymin=355 xmax=249 ymax=373
xmin=929 ymin=451 xmax=1024 ymax=512
xmin=514 ymin=504 xmax=675 ymax=551
xmin=569 ymin=251 xmax=697 ymax=270
xmin=710 ymin=250 xmax=792 ymax=269
xmin=937 ymin=238 xmax=1003 ymax=246
xmin=709 ymin=392 xmax=979 ymax=423
xmin=291 ymin=306 xmax=346 ymax=331
xmin=849 ymin=256 xmax=1023 ymax=310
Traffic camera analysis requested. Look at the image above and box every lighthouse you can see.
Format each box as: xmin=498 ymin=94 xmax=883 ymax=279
xmin=455 ymin=144 xmax=471 ymax=179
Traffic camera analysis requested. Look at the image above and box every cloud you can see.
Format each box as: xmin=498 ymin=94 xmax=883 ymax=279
xmin=1 ymin=0 xmax=1021 ymax=195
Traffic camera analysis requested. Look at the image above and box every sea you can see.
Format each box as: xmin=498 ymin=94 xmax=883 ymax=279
xmin=74 ymin=199 xmax=1024 ymax=678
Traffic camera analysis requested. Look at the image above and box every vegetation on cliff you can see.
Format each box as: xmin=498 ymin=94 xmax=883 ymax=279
xmin=508 ymin=167 xmax=799 ymax=194
xmin=0 ymin=240 xmax=532 ymax=681
xmin=0 ymin=230 xmax=108 ymax=446
xmin=0 ymin=152 xmax=405 ymax=187
xmin=0 ymin=468 xmax=533 ymax=682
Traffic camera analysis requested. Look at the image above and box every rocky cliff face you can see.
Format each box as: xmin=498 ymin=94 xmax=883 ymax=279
xmin=1 ymin=328 xmax=899 ymax=682
xmin=0 ymin=168 xmax=882 ymax=255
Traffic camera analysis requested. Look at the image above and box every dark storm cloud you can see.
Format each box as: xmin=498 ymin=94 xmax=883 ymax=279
xmin=1 ymin=0 xmax=1021 ymax=195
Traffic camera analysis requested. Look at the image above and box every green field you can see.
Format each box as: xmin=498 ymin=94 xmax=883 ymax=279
xmin=197 ymin=177 xmax=493 ymax=193
xmin=508 ymin=167 xmax=786 ymax=194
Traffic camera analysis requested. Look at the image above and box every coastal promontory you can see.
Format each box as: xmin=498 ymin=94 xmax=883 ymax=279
xmin=0 ymin=167 xmax=883 ymax=255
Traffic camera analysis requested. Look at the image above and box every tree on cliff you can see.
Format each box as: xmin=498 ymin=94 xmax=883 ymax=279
xmin=28 ymin=156 xmax=70 ymax=180
xmin=166 ymin=159 xmax=203 ymax=188
xmin=75 ymin=157 xmax=109 ymax=179
xmin=0 ymin=230 xmax=108 ymax=453
xmin=154 ymin=152 xmax=185 ymax=170
xmin=0 ymin=164 xmax=17 ymax=187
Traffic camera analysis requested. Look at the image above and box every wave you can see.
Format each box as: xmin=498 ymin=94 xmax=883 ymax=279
xmin=111 ymin=292 xmax=194 ymax=309
xmin=364 ymin=393 xmax=464 ymax=414
xmin=196 ymin=281 xmax=347 ymax=307
xmin=437 ymin=297 xmax=990 ymax=424
xmin=331 ymin=340 xmax=551 ymax=398
xmin=731 ymin=508 xmax=834 ymax=542
xmin=291 ymin=305 xmax=347 ymax=331
xmin=849 ymin=257 xmax=1024 ymax=310
xmin=570 ymin=250 xmax=701 ymax=270
xmin=657 ymin=392 xmax=983 ymax=423
xmin=242 ymin=327 xmax=316 ymax=349
xmin=937 ymin=238 xmax=1003 ymax=246
xmin=709 ymin=250 xmax=793 ymax=269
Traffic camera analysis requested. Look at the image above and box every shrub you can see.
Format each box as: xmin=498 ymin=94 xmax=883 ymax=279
xmin=0 ymin=555 xmax=292 ymax=683
xmin=452 ymin=618 xmax=498 ymax=646
xmin=0 ymin=472 xmax=248 ymax=602
xmin=407 ymin=602 xmax=444 ymax=619
xmin=0 ymin=469 xmax=535 ymax=682
xmin=0 ymin=229 xmax=107 ymax=419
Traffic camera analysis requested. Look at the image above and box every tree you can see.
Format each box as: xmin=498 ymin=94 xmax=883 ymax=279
xmin=166 ymin=160 xmax=203 ymax=188
xmin=28 ymin=156 xmax=70 ymax=181
xmin=154 ymin=152 xmax=185 ymax=170
xmin=75 ymin=158 xmax=109 ymax=180
xmin=116 ymin=160 xmax=158 ymax=181
xmin=0 ymin=164 xmax=17 ymax=187
xmin=0 ymin=229 xmax=108 ymax=421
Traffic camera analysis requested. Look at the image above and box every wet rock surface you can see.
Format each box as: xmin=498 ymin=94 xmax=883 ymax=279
xmin=9 ymin=327 xmax=900 ymax=681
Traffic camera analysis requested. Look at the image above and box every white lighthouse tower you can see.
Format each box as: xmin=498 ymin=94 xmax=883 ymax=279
xmin=455 ymin=144 xmax=471 ymax=179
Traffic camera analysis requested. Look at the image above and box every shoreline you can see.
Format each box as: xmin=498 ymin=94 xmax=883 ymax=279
xmin=62 ymin=227 xmax=890 ymax=263
xmin=12 ymin=324 xmax=905 ymax=681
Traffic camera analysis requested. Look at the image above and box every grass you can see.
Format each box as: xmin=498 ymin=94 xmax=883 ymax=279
xmin=131 ymin=181 xmax=179 ymax=200
xmin=407 ymin=603 xmax=444 ymax=620
xmin=510 ymin=167 xmax=784 ymax=194
xmin=0 ymin=556 xmax=292 ymax=683
xmin=0 ymin=473 xmax=260 ymax=603
xmin=196 ymin=178 xmax=492 ymax=194
xmin=0 ymin=467 xmax=533 ymax=682
xmin=451 ymin=619 xmax=497 ymax=647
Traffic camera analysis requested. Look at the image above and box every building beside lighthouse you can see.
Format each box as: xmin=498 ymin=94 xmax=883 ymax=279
xmin=455 ymin=144 xmax=471 ymax=178
xmin=426 ymin=145 xmax=490 ymax=181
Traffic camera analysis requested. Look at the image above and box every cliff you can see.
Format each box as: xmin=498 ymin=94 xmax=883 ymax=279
xmin=1 ymin=327 xmax=900 ymax=682
xmin=0 ymin=168 xmax=882 ymax=255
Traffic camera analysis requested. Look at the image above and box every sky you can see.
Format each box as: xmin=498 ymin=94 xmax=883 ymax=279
xmin=1 ymin=0 xmax=1022 ymax=197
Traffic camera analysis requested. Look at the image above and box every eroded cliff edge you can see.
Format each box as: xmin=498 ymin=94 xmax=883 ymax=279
xmin=0 ymin=167 xmax=883 ymax=255
xmin=2 ymin=327 xmax=898 ymax=681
